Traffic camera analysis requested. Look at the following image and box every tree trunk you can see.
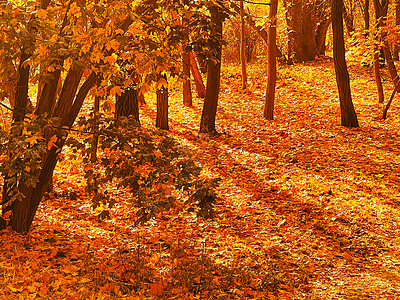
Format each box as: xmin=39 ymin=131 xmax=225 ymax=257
xmin=332 ymin=0 xmax=359 ymax=127
xmin=315 ymin=16 xmax=331 ymax=55
xmin=91 ymin=92 xmax=100 ymax=163
xmin=156 ymin=75 xmax=169 ymax=130
xmin=182 ymin=52 xmax=193 ymax=106
xmin=264 ymin=0 xmax=278 ymax=120
xmin=115 ymin=88 xmax=140 ymax=123
xmin=364 ymin=0 xmax=370 ymax=35
xmin=231 ymin=2 xmax=285 ymax=61
xmin=373 ymin=0 xmax=400 ymax=117
xmin=240 ymin=0 xmax=247 ymax=89
xmin=286 ymin=0 xmax=318 ymax=62
xmin=343 ymin=0 xmax=355 ymax=35
xmin=3 ymin=72 xmax=98 ymax=233
xmin=394 ymin=0 xmax=400 ymax=60
xmin=374 ymin=47 xmax=385 ymax=103
xmin=189 ymin=52 xmax=206 ymax=98
xmin=200 ymin=4 xmax=223 ymax=134
xmin=181 ymin=17 xmax=193 ymax=107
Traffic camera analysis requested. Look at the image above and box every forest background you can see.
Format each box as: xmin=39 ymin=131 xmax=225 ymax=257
xmin=0 ymin=0 xmax=400 ymax=299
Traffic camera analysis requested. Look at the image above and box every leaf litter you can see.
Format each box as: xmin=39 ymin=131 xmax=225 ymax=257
xmin=0 ymin=59 xmax=400 ymax=299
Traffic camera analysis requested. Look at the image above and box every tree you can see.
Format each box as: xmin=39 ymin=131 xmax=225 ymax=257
xmin=264 ymin=0 xmax=278 ymax=120
xmin=199 ymin=3 xmax=224 ymax=134
xmin=156 ymin=75 xmax=169 ymax=130
xmin=284 ymin=0 xmax=331 ymax=62
xmin=115 ymin=88 xmax=140 ymax=123
xmin=240 ymin=0 xmax=247 ymax=89
xmin=332 ymin=0 xmax=359 ymax=127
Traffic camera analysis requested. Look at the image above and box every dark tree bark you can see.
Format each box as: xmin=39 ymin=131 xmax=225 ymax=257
xmin=394 ymin=0 xmax=400 ymax=60
xmin=240 ymin=0 xmax=247 ymax=89
xmin=364 ymin=0 xmax=370 ymax=34
xmin=3 ymin=72 xmax=98 ymax=233
xmin=156 ymin=75 xmax=169 ymax=130
xmin=199 ymin=4 xmax=223 ymax=134
xmin=332 ymin=0 xmax=359 ymax=127
xmin=264 ymin=0 xmax=278 ymax=120
xmin=12 ymin=51 xmax=30 ymax=123
xmin=115 ymin=88 xmax=140 ymax=123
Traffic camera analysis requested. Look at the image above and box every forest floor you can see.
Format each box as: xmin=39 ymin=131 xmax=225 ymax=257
xmin=1 ymin=58 xmax=400 ymax=299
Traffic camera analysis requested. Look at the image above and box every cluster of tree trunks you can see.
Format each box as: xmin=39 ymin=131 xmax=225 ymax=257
xmin=284 ymin=0 xmax=331 ymax=62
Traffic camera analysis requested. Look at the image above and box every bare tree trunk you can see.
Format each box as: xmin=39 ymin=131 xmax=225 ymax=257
xmin=231 ymin=2 xmax=285 ymax=61
xmin=156 ymin=75 xmax=169 ymax=130
xmin=90 ymin=92 xmax=100 ymax=163
xmin=332 ymin=0 xmax=359 ymax=127
xmin=364 ymin=0 xmax=370 ymax=35
xmin=394 ymin=0 xmax=400 ymax=60
xmin=240 ymin=0 xmax=247 ymax=89
xmin=199 ymin=4 xmax=223 ymax=134
xmin=373 ymin=0 xmax=400 ymax=117
xmin=264 ymin=0 xmax=278 ymax=120
xmin=189 ymin=52 xmax=206 ymax=99
xmin=343 ymin=0 xmax=355 ymax=35
xmin=115 ymin=88 xmax=140 ymax=123
xmin=383 ymin=87 xmax=396 ymax=119
xmin=374 ymin=47 xmax=385 ymax=103
xmin=182 ymin=17 xmax=192 ymax=107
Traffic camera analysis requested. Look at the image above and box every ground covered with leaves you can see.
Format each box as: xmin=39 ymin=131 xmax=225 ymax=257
xmin=1 ymin=59 xmax=400 ymax=299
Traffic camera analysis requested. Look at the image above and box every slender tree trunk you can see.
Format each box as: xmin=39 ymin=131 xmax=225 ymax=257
xmin=182 ymin=52 xmax=192 ymax=106
xmin=231 ymin=2 xmax=285 ymax=61
xmin=315 ymin=17 xmax=331 ymax=55
xmin=374 ymin=47 xmax=385 ymax=103
xmin=181 ymin=17 xmax=193 ymax=106
xmin=374 ymin=0 xmax=400 ymax=117
xmin=189 ymin=52 xmax=206 ymax=98
xmin=240 ymin=0 xmax=247 ymax=89
xmin=90 ymin=92 xmax=100 ymax=163
xmin=332 ymin=0 xmax=359 ymax=127
xmin=343 ymin=2 xmax=355 ymax=35
xmin=200 ymin=4 xmax=223 ymax=134
xmin=156 ymin=75 xmax=169 ymax=130
xmin=383 ymin=87 xmax=396 ymax=119
xmin=394 ymin=0 xmax=400 ymax=60
xmin=364 ymin=0 xmax=370 ymax=35
xmin=264 ymin=0 xmax=278 ymax=120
